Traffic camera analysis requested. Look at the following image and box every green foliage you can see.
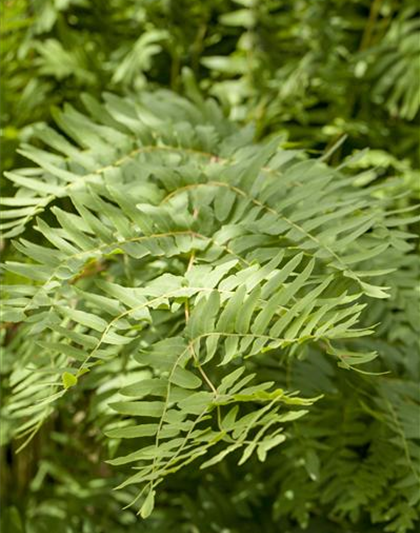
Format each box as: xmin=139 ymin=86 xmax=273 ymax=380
xmin=2 ymin=89 xmax=419 ymax=531
xmin=2 ymin=0 xmax=419 ymax=173
xmin=367 ymin=7 xmax=420 ymax=121
xmin=1 ymin=1 xmax=419 ymax=532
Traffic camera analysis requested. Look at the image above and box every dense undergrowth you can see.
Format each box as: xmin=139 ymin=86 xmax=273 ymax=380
xmin=1 ymin=1 xmax=419 ymax=532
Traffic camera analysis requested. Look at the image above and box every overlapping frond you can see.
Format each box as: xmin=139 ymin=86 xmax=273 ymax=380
xmin=1 ymin=91 xmax=416 ymax=517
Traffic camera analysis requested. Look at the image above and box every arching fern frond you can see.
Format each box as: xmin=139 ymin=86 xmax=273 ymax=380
xmin=1 ymin=90 xmax=416 ymax=517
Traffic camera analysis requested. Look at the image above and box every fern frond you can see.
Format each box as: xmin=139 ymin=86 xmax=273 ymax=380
xmin=1 ymin=91 xmax=414 ymax=517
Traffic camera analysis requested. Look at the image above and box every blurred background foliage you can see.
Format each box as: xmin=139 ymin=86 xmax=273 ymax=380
xmin=1 ymin=0 xmax=419 ymax=532
xmin=2 ymin=0 xmax=419 ymax=171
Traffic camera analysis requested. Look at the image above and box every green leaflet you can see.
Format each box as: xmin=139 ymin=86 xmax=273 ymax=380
xmin=169 ymin=367 xmax=202 ymax=389
xmin=56 ymin=306 xmax=108 ymax=332
xmin=140 ymin=489 xmax=155 ymax=519
xmin=61 ymin=372 xmax=77 ymax=389
xmin=110 ymin=401 xmax=166 ymax=418
xmin=135 ymin=337 xmax=188 ymax=371
xmin=120 ymin=378 xmax=167 ymax=398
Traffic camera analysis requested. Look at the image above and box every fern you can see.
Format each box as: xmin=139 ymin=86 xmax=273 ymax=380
xmin=368 ymin=8 xmax=420 ymax=121
xmin=1 ymin=89 xmax=416 ymax=522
